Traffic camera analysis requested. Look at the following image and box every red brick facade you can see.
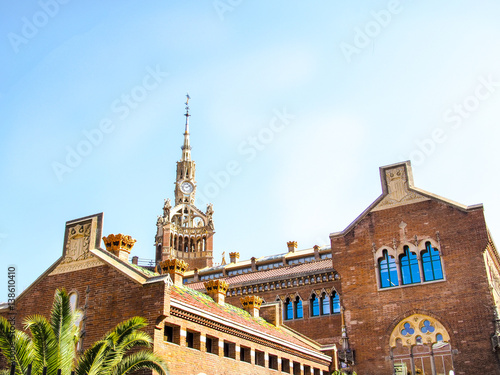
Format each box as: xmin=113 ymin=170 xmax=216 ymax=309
xmin=330 ymin=161 xmax=500 ymax=374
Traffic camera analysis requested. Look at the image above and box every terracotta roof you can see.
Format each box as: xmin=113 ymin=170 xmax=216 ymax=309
xmin=187 ymin=258 xmax=335 ymax=291
xmin=169 ymin=285 xmax=323 ymax=353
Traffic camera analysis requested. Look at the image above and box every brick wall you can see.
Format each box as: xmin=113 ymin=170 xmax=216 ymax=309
xmin=154 ymin=315 xmax=330 ymax=375
xmin=9 ymin=262 xmax=166 ymax=360
xmin=226 ymin=281 xmax=342 ymax=347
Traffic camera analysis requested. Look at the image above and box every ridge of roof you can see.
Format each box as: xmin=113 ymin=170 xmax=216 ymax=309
xmin=187 ymin=258 xmax=335 ymax=291
xmin=186 ymin=245 xmax=332 ymax=277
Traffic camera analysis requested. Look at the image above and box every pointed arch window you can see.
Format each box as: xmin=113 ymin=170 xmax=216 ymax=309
xmin=400 ymin=246 xmax=421 ymax=285
xmin=320 ymin=292 xmax=330 ymax=315
xmin=379 ymin=250 xmax=399 ymax=288
xmin=331 ymin=291 xmax=340 ymax=314
xmin=422 ymin=242 xmax=443 ymax=281
xmin=310 ymin=294 xmax=320 ymax=317
xmin=284 ymin=298 xmax=293 ymax=320
xmin=294 ymin=297 xmax=303 ymax=319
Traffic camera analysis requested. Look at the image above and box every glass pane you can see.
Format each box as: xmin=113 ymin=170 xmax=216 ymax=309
xmin=311 ymin=296 xmax=319 ymax=316
xmin=389 ymin=256 xmax=399 ymax=287
xmin=332 ymin=293 xmax=340 ymax=313
xmin=296 ymin=299 xmax=303 ymax=319
xmin=286 ymin=301 xmax=293 ymax=320
xmin=322 ymin=295 xmax=330 ymax=315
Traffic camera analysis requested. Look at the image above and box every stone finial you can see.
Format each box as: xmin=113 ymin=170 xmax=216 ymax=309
xmin=287 ymin=241 xmax=298 ymax=253
xmin=240 ymin=295 xmax=263 ymax=318
xmin=205 ymin=279 xmax=229 ymax=305
xmin=160 ymin=259 xmax=188 ymax=286
xmin=102 ymin=234 xmax=136 ymax=261
xmin=229 ymin=252 xmax=240 ymax=263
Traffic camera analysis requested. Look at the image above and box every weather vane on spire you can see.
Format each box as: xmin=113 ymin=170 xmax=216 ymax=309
xmin=185 ymin=93 xmax=190 ymax=118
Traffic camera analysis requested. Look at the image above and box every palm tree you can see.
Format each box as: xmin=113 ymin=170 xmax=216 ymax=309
xmin=0 ymin=289 xmax=168 ymax=375
xmin=74 ymin=316 xmax=167 ymax=375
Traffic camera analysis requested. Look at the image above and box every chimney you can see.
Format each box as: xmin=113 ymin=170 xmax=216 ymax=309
xmin=287 ymin=241 xmax=297 ymax=253
xmin=313 ymin=245 xmax=320 ymax=260
xmin=205 ymin=280 xmax=229 ymax=305
xmin=260 ymin=301 xmax=282 ymax=327
xmin=251 ymin=257 xmax=257 ymax=271
xmin=240 ymin=295 xmax=263 ymax=318
xmin=160 ymin=259 xmax=188 ymax=287
xmin=229 ymin=252 xmax=240 ymax=263
xmin=132 ymin=256 xmax=139 ymax=265
xmin=102 ymin=234 xmax=136 ymax=262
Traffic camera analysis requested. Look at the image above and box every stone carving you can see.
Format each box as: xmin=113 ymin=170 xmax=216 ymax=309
xmin=163 ymin=198 xmax=171 ymax=220
xmin=373 ymin=166 xmax=429 ymax=211
xmin=62 ymin=222 xmax=91 ymax=264
xmin=206 ymin=203 xmax=214 ymax=230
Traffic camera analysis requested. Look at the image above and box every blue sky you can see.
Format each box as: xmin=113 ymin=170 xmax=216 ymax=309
xmin=2 ymin=1 xmax=500 ymax=301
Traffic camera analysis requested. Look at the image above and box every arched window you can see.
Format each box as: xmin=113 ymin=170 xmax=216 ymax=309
xmin=400 ymin=246 xmax=421 ymax=285
xmin=310 ymin=294 xmax=320 ymax=317
xmin=294 ymin=297 xmax=303 ymax=319
xmin=69 ymin=292 xmax=78 ymax=312
xmin=422 ymin=242 xmax=443 ymax=281
xmin=390 ymin=314 xmax=453 ymax=375
xmin=320 ymin=292 xmax=330 ymax=315
xmin=379 ymin=250 xmax=399 ymax=288
xmin=69 ymin=292 xmax=82 ymax=351
xmin=284 ymin=298 xmax=293 ymax=320
xmin=331 ymin=291 xmax=341 ymax=314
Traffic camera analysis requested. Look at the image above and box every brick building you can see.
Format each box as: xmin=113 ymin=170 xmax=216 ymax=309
xmin=0 ymin=213 xmax=331 ymax=375
xmin=2 ymin=99 xmax=500 ymax=374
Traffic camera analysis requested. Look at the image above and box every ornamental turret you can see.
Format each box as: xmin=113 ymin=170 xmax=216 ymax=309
xmin=154 ymin=95 xmax=215 ymax=271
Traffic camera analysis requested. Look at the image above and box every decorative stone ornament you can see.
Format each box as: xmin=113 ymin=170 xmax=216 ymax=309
xmin=102 ymin=234 xmax=136 ymax=261
xmin=240 ymin=295 xmax=263 ymax=318
xmin=204 ymin=279 xmax=229 ymax=294
xmin=240 ymin=295 xmax=263 ymax=309
xmin=160 ymin=258 xmax=188 ymax=275
xmin=389 ymin=314 xmax=450 ymax=348
xmin=205 ymin=279 xmax=229 ymax=305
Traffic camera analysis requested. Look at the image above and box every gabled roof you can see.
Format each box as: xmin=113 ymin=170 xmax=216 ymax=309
xmin=330 ymin=161 xmax=483 ymax=239
xmin=169 ymin=285 xmax=331 ymax=361
xmin=187 ymin=259 xmax=335 ymax=291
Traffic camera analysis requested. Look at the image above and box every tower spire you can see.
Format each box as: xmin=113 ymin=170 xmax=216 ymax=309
xmin=181 ymin=93 xmax=192 ymax=161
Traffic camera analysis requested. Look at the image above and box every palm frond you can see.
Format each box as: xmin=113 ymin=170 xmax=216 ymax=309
xmin=110 ymin=350 xmax=168 ymax=375
xmin=103 ymin=317 xmax=148 ymax=348
xmin=49 ymin=289 xmax=80 ymax=374
xmin=74 ymin=340 xmax=115 ymax=375
xmin=23 ymin=314 xmax=57 ymax=371
xmin=0 ymin=317 xmax=35 ymax=375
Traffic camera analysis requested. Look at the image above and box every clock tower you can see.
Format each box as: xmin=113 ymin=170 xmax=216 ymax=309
xmin=155 ymin=95 xmax=214 ymax=271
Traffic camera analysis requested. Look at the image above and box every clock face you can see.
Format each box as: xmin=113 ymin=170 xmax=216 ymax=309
xmin=180 ymin=181 xmax=193 ymax=194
